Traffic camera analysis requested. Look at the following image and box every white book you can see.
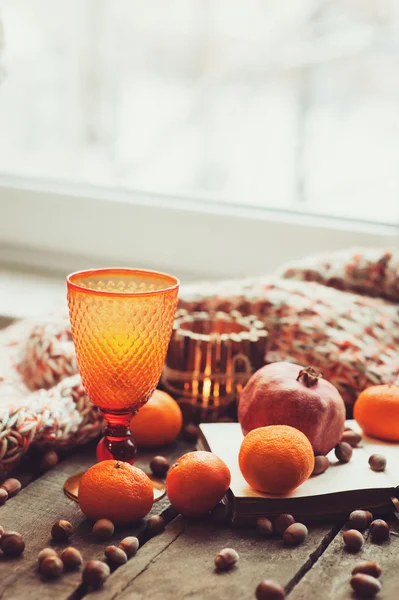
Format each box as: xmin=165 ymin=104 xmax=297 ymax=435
xmin=198 ymin=421 xmax=399 ymax=523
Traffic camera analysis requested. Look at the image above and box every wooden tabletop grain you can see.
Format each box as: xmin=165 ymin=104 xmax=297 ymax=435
xmin=0 ymin=440 xmax=397 ymax=600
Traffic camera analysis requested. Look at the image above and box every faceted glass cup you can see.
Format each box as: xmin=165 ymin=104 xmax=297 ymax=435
xmin=67 ymin=268 xmax=179 ymax=462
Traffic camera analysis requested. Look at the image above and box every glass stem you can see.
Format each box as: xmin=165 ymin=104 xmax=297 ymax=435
xmin=97 ymin=409 xmax=137 ymax=463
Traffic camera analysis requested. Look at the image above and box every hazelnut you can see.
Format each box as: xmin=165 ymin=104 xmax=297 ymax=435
xmin=118 ymin=536 xmax=139 ymax=558
xmin=40 ymin=556 xmax=64 ymax=578
xmin=150 ymin=456 xmax=170 ymax=478
xmin=256 ymin=580 xmax=286 ymax=600
xmin=105 ymin=545 xmax=128 ymax=568
xmin=38 ymin=547 xmax=58 ymax=565
xmin=350 ymin=573 xmax=382 ymax=597
xmin=214 ymin=548 xmax=239 ymax=571
xmin=146 ymin=515 xmax=165 ymax=536
xmin=340 ymin=430 xmax=362 ymax=447
xmin=1 ymin=478 xmax=21 ymax=497
xmin=311 ymin=456 xmax=329 ymax=476
xmin=0 ymin=525 xmax=4 ymax=538
xmin=82 ymin=560 xmax=110 ymax=589
xmin=0 ymin=489 xmax=8 ymax=506
xmin=183 ymin=424 xmax=200 ymax=443
xmin=274 ymin=514 xmax=295 ymax=536
xmin=335 ymin=442 xmax=353 ymax=463
xmin=370 ymin=519 xmax=390 ymax=542
xmin=0 ymin=531 xmax=25 ymax=557
xmin=283 ymin=523 xmax=308 ymax=546
xmin=210 ymin=503 xmax=230 ymax=525
xmin=343 ymin=529 xmax=364 ymax=552
xmin=60 ymin=546 xmax=83 ymax=570
xmin=369 ymin=454 xmax=386 ymax=472
xmin=51 ymin=519 xmax=73 ymax=542
xmin=352 ymin=561 xmax=382 ymax=578
xmin=348 ymin=510 xmax=373 ymax=531
xmin=257 ymin=517 xmax=273 ymax=537
xmin=92 ymin=518 xmax=115 ymax=540
xmin=40 ymin=450 xmax=59 ymax=471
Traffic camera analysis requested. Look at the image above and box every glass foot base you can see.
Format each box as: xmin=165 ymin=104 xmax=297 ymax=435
xmin=64 ymin=471 xmax=166 ymax=503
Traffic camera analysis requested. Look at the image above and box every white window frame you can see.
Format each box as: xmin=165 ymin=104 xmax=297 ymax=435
xmin=0 ymin=174 xmax=397 ymax=282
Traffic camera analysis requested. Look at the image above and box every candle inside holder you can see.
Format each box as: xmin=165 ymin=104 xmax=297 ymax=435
xmin=161 ymin=310 xmax=268 ymax=422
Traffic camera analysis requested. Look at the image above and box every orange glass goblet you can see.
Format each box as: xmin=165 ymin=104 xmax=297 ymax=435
xmin=67 ymin=268 xmax=179 ymax=463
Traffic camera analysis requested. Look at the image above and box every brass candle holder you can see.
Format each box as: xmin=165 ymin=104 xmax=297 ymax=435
xmin=161 ymin=310 xmax=268 ymax=421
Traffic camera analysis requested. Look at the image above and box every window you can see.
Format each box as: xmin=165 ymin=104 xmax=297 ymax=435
xmin=0 ymin=1 xmax=397 ymax=283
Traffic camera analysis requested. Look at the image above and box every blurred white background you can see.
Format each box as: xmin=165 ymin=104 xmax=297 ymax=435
xmin=0 ymin=0 xmax=398 ymax=318
xmin=1 ymin=0 xmax=399 ymax=221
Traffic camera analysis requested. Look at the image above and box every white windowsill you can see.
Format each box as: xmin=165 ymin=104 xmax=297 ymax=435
xmin=0 ymin=175 xmax=397 ymax=321
xmin=0 ymin=266 xmax=65 ymax=321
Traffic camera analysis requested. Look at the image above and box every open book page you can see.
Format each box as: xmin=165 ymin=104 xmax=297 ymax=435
xmin=199 ymin=421 xmax=397 ymax=500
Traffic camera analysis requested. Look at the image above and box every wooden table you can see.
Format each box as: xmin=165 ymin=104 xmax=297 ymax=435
xmin=0 ymin=440 xmax=398 ymax=600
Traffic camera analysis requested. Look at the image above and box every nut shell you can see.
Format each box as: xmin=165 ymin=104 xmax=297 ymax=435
xmin=282 ymin=523 xmax=308 ymax=546
xmin=350 ymin=573 xmax=382 ymax=597
xmin=335 ymin=442 xmax=352 ymax=463
xmin=1 ymin=478 xmax=21 ymax=497
xmin=370 ymin=519 xmax=390 ymax=542
xmin=348 ymin=510 xmax=373 ymax=531
xmin=92 ymin=518 xmax=115 ymax=541
xmin=311 ymin=456 xmax=329 ymax=476
xmin=150 ymin=456 xmax=170 ymax=478
xmin=60 ymin=546 xmax=83 ymax=570
xmin=340 ymin=430 xmax=362 ymax=447
xmin=369 ymin=454 xmax=386 ymax=472
xmin=118 ymin=536 xmax=139 ymax=558
xmin=40 ymin=450 xmax=59 ymax=471
xmin=38 ymin=547 xmax=58 ymax=565
xmin=0 ymin=531 xmax=25 ymax=557
xmin=105 ymin=545 xmax=128 ymax=567
xmin=257 ymin=517 xmax=273 ymax=537
xmin=255 ymin=580 xmax=286 ymax=600
xmin=146 ymin=515 xmax=165 ymax=536
xmin=40 ymin=556 xmax=64 ymax=578
xmin=343 ymin=529 xmax=364 ymax=552
xmin=214 ymin=548 xmax=239 ymax=571
xmin=182 ymin=424 xmax=200 ymax=443
xmin=352 ymin=561 xmax=382 ymax=578
xmin=51 ymin=519 xmax=73 ymax=542
xmin=82 ymin=560 xmax=110 ymax=589
xmin=274 ymin=514 xmax=295 ymax=536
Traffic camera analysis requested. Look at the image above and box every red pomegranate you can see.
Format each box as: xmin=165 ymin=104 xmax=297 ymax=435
xmin=238 ymin=362 xmax=346 ymax=455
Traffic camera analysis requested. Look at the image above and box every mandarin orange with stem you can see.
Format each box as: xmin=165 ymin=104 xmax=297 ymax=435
xmin=130 ymin=390 xmax=183 ymax=448
xmin=79 ymin=460 xmax=153 ymax=525
xmin=239 ymin=425 xmax=314 ymax=494
xmin=354 ymin=384 xmax=399 ymax=442
xmin=166 ymin=451 xmax=231 ymax=517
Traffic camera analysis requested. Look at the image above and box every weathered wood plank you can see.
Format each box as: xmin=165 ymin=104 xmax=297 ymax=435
xmin=87 ymin=516 xmax=340 ymax=600
xmin=85 ymin=516 xmax=186 ymax=600
xmin=0 ymin=447 xmax=93 ymax=600
xmin=0 ymin=439 xmax=193 ymax=600
xmin=290 ymin=518 xmax=399 ymax=600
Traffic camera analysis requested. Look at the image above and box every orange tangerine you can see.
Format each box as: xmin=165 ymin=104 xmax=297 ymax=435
xmin=239 ymin=425 xmax=314 ymax=494
xmin=166 ymin=451 xmax=231 ymax=517
xmin=79 ymin=460 xmax=153 ymax=525
xmin=354 ymin=384 xmax=399 ymax=442
xmin=130 ymin=390 xmax=183 ymax=448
